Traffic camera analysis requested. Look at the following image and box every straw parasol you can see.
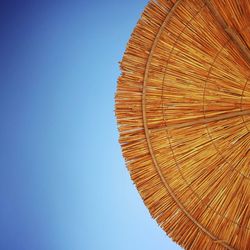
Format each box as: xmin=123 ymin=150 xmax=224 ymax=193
xmin=115 ymin=0 xmax=250 ymax=249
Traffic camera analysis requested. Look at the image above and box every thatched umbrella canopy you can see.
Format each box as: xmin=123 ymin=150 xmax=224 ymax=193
xmin=115 ymin=0 xmax=250 ymax=249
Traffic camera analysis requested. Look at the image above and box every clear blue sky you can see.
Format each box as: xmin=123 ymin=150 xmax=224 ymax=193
xmin=0 ymin=1 xmax=182 ymax=249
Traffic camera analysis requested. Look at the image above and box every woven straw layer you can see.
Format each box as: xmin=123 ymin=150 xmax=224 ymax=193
xmin=115 ymin=0 xmax=250 ymax=249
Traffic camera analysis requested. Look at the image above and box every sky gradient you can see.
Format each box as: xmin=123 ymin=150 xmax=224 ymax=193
xmin=0 ymin=1 xmax=182 ymax=249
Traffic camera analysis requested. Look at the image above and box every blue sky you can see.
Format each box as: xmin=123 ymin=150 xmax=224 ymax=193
xmin=0 ymin=1 xmax=182 ymax=249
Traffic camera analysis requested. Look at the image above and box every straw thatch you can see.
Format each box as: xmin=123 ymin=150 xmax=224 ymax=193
xmin=115 ymin=0 xmax=250 ymax=249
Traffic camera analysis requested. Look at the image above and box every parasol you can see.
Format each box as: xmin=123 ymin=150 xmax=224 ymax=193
xmin=115 ymin=0 xmax=250 ymax=249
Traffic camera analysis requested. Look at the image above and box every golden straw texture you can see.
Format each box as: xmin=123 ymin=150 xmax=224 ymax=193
xmin=115 ymin=0 xmax=250 ymax=249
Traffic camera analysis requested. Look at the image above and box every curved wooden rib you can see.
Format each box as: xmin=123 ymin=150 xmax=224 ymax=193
xmin=142 ymin=0 xmax=235 ymax=249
